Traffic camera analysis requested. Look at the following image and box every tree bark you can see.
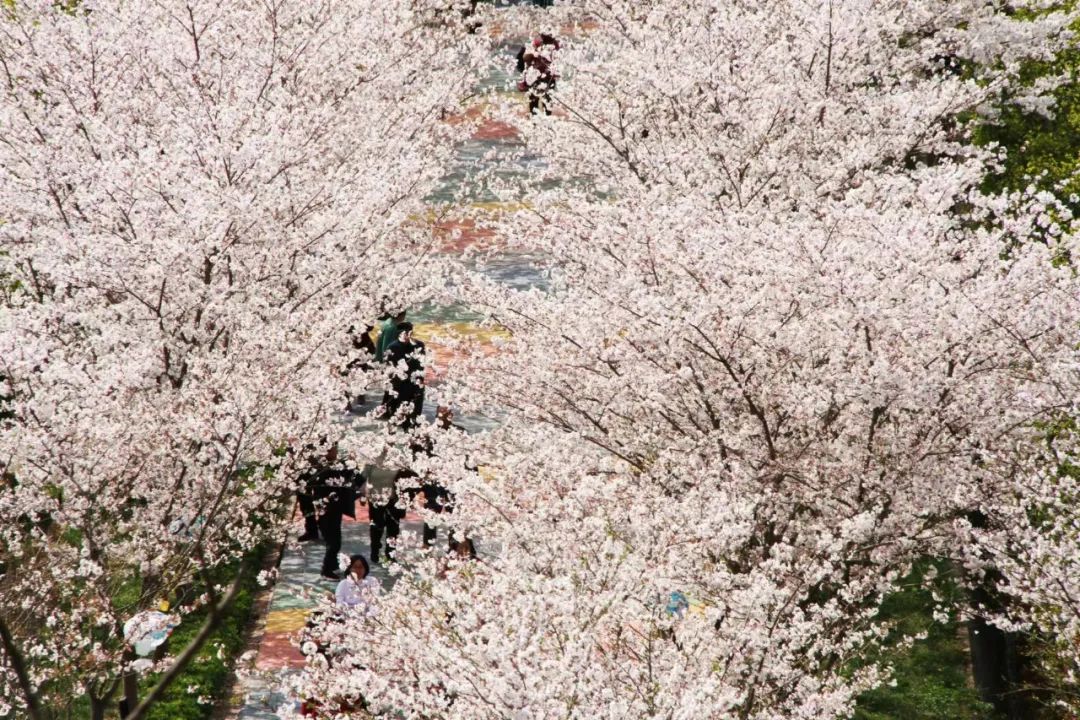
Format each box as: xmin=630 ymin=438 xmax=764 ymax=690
xmin=89 ymin=695 xmax=106 ymax=720
xmin=120 ymin=648 xmax=140 ymax=719
xmin=0 ymin=617 xmax=43 ymax=720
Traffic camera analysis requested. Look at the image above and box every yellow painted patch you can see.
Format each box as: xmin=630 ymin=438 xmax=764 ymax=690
xmin=469 ymin=200 xmax=532 ymax=213
xmin=264 ymin=608 xmax=311 ymax=634
xmin=414 ymin=322 xmax=510 ymax=344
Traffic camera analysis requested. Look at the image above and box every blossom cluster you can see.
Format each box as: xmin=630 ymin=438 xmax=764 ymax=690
xmin=292 ymin=1 xmax=1080 ymax=718
xmin=0 ymin=0 xmax=484 ymax=711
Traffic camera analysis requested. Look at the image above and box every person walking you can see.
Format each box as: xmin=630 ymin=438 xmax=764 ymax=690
xmin=375 ymin=311 xmax=405 ymax=419
xmin=313 ymin=444 xmax=359 ymax=580
xmin=344 ymin=324 xmax=377 ymax=411
xmin=417 ymin=406 xmax=462 ymax=548
xmin=420 ymin=477 xmax=452 ymax=548
xmin=295 ymin=442 xmax=345 ymax=544
xmin=374 ymin=310 xmax=406 ymax=362
xmin=384 ymin=321 xmax=427 ymax=430
xmin=364 ymin=461 xmax=405 ymax=565
xmin=517 ymin=34 xmax=559 ymax=115
xmin=351 ymin=324 xmax=377 ymax=366
xmin=296 ymin=445 xmax=326 ymax=543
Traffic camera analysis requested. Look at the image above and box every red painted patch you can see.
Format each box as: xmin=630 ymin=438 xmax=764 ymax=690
xmin=473 ymin=119 xmax=519 ymax=140
xmin=432 ymin=217 xmax=498 ymax=253
xmin=254 ymin=632 xmax=306 ymax=670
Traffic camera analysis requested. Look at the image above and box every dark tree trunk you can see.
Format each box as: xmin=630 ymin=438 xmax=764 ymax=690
xmin=969 ymin=611 xmax=1009 ymax=712
xmin=89 ymin=695 xmax=106 ymax=720
xmin=968 ymin=611 xmax=1031 ymax=720
xmin=120 ymin=648 xmax=139 ymax=718
xmin=965 ymin=509 xmax=1032 ymax=720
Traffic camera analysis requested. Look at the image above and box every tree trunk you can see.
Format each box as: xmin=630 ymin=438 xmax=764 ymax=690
xmin=969 ymin=613 xmax=1008 ymax=711
xmin=89 ymin=695 xmax=106 ymax=720
xmin=969 ymin=587 xmax=1030 ymax=720
xmin=120 ymin=648 xmax=139 ymax=719
xmin=0 ymin=617 xmax=44 ymax=720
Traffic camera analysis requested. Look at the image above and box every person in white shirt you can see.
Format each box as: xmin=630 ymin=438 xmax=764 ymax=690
xmin=335 ymin=554 xmax=380 ymax=610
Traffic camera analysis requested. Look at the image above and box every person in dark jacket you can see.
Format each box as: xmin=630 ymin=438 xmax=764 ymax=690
xmin=518 ymin=34 xmax=559 ymax=115
xmin=418 ymin=406 xmax=464 ymax=548
xmin=384 ymin=322 xmax=427 ymax=430
xmin=297 ymin=477 xmax=321 ymax=544
xmin=311 ymin=444 xmax=359 ymax=580
xmin=346 ymin=324 xmax=377 ymax=373
xmin=363 ymin=461 xmax=407 ymax=565
xmin=344 ymin=324 xmax=377 ymax=412
xmin=296 ymin=443 xmax=328 ymax=543
xmin=420 ymin=478 xmax=453 ymax=549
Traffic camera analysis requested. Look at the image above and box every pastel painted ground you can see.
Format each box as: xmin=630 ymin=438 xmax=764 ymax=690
xmin=229 ymin=40 xmax=538 ymax=720
xmin=232 ymin=514 xmax=426 ymax=719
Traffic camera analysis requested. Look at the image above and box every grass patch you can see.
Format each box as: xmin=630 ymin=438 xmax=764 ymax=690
xmin=138 ymin=550 xmax=265 ymax=720
xmin=854 ymin=561 xmax=992 ymax=720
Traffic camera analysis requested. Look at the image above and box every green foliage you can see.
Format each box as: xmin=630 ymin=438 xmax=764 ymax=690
xmin=109 ymin=572 xmax=145 ymax=615
xmin=975 ymin=74 xmax=1080 ymax=201
xmin=971 ymin=14 xmax=1080 ymax=708
xmin=854 ymin=561 xmax=993 ymax=720
xmin=138 ymin=553 xmax=263 ymax=720
xmin=973 ymin=5 xmax=1080 ymax=212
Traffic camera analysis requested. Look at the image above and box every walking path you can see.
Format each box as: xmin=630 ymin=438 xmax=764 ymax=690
xmin=233 ymin=511 xmax=427 ymax=719
xmin=230 ymin=394 xmax=499 ymax=718
xmin=228 ymin=38 xmax=534 ymax=719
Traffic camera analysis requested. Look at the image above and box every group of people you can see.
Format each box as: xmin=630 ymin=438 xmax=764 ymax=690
xmin=292 ymin=35 xmax=570 ymax=705
xmin=297 ymin=27 xmax=558 ymax=719
xmin=516 ymin=33 xmax=559 ymax=115
xmin=297 ymin=432 xmax=472 ymax=602
xmin=297 ymin=311 xmax=472 ymax=599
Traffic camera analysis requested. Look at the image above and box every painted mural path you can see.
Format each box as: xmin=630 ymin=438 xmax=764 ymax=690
xmin=228 ymin=37 xmax=544 ymax=719
xmin=229 ymin=393 xmax=501 ymax=718
xmin=231 ymin=505 xmax=433 ymax=719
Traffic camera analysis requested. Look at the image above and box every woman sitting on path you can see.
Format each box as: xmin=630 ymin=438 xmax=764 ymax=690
xmin=335 ymin=554 xmax=380 ymax=611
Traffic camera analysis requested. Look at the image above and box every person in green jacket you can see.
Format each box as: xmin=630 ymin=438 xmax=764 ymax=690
xmin=374 ymin=310 xmax=406 ymax=362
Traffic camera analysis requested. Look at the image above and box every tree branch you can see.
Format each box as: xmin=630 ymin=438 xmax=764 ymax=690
xmin=0 ymin=617 xmax=43 ymax=720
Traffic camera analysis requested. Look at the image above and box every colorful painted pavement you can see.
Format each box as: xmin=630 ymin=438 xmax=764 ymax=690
xmin=232 ymin=512 xmax=429 ymax=719
xmin=229 ymin=38 xmax=543 ymax=719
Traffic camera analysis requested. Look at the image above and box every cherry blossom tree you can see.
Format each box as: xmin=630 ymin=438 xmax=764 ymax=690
xmin=966 ymin=415 xmax=1080 ymax=712
xmin=293 ymin=1 xmax=1080 ymax=718
xmin=0 ymin=0 xmax=486 ymax=716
